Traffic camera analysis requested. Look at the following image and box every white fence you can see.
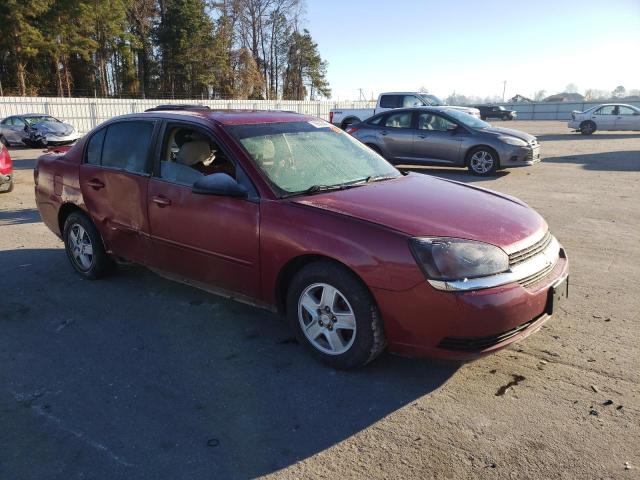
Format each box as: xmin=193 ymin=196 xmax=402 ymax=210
xmin=495 ymin=100 xmax=640 ymax=120
xmin=0 ymin=97 xmax=376 ymax=134
xmin=2 ymin=96 xmax=639 ymax=130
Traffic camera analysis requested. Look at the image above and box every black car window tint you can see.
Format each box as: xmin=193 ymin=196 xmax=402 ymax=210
xmin=102 ymin=121 xmax=154 ymax=173
xmin=380 ymin=95 xmax=400 ymax=108
xmin=85 ymin=128 xmax=106 ymax=165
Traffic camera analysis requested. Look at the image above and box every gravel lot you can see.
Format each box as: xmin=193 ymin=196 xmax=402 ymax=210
xmin=1 ymin=121 xmax=638 ymax=479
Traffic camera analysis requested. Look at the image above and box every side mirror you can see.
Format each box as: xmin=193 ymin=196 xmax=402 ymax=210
xmin=192 ymin=173 xmax=247 ymax=198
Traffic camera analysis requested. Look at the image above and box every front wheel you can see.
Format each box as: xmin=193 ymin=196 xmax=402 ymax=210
xmin=63 ymin=212 xmax=114 ymax=279
xmin=286 ymin=261 xmax=386 ymax=369
xmin=467 ymin=147 xmax=498 ymax=176
xmin=580 ymin=121 xmax=596 ymax=135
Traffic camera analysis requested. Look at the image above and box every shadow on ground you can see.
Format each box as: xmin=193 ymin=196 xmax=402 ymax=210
xmin=0 ymin=208 xmax=41 ymax=225
xmin=0 ymin=248 xmax=459 ymax=480
xmin=537 ymin=132 xmax=640 ymax=142
xmin=544 ymin=151 xmax=640 ymax=172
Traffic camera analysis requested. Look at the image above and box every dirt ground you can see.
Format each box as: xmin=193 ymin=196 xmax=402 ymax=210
xmin=0 ymin=121 xmax=638 ymax=479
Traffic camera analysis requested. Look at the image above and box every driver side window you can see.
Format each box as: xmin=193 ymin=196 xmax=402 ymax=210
xmin=158 ymin=125 xmax=236 ymax=186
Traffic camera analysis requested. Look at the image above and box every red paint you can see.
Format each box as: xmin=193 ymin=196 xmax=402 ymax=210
xmin=34 ymin=110 xmax=569 ymax=360
xmin=0 ymin=143 xmax=12 ymax=175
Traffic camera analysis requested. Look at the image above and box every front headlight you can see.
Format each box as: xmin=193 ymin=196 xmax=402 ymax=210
xmin=409 ymin=237 xmax=509 ymax=281
xmin=498 ymin=136 xmax=528 ymax=147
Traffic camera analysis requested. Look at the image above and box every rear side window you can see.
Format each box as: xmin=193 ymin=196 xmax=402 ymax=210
xmin=379 ymin=95 xmax=400 ymax=108
xmin=86 ymin=128 xmax=105 ymax=165
xmin=384 ymin=112 xmax=412 ymax=129
xmin=101 ymin=121 xmax=154 ymax=173
xmin=368 ymin=115 xmax=383 ymax=125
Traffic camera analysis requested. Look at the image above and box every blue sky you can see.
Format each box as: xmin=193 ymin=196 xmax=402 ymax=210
xmin=305 ymin=0 xmax=640 ymax=100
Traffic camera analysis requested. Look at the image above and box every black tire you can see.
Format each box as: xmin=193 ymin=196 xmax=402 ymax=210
xmin=466 ymin=146 xmax=499 ymax=176
xmin=63 ymin=211 xmax=114 ymax=279
xmin=580 ymin=121 xmax=596 ymax=135
xmin=502 ymin=114 xmax=510 ymax=121
xmin=286 ymin=260 xmax=386 ymax=369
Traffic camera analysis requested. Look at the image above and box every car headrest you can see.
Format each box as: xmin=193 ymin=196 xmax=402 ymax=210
xmin=177 ymin=140 xmax=212 ymax=166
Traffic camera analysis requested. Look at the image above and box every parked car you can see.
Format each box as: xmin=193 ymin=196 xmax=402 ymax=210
xmin=346 ymin=107 xmax=540 ymax=175
xmin=568 ymin=104 xmax=640 ymax=135
xmin=0 ymin=114 xmax=81 ymax=147
xmin=0 ymin=140 xmax=13 ymax=193
xmin=475 ymin=105 xmax=517 ymax=121
xmin=35 ymin=107 xmax=568 ymax=369
xmin=330 ymin=92 xmax=481 ymax=129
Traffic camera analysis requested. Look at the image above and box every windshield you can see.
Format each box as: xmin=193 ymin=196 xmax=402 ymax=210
xmin=24 ymin=116 xmax=60 ymax=125
xmin=420 ymin=94 xmax=445 ymax=106
xmin=443 ymin=109 xmax=491 ymax=129
xmin=228 ymin=121 xmax=400 ymax=196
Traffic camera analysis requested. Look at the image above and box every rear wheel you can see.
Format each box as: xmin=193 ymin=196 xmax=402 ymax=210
xmin=286 ymin=261 xmax=386 ymax=369
xmin=63 ymin=212 xmax=114 ymax=279
xmin=580 ymin=121 xmax=596 ymax=135
xmin=467 ymin=147 xmax=499 ymax=176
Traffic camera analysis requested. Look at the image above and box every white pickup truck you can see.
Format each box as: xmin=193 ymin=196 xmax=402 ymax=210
xmin=330 ymin=92 xmax=481 ymax=129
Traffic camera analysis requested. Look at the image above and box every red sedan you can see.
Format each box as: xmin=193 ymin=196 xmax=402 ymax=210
xmin=34 ymin=106 xmax=568 ymax=369
xmin=0 ymin=140 xmax=13 ymax=193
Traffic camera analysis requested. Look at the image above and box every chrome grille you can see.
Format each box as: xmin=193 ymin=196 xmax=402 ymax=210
xmin=509 ymin=231 xmax=553 ymax=266
xmin=518 ymin=262 xmax=555 ymax=288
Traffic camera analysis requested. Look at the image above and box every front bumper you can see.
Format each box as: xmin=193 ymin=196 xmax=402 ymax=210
xmin=44 ymin=133 xmax=82 ymax=145
xmin=567 ymin=120 xmax=580 ymax=129
xmin=372 ymin=248 xmax=569 ymax=360
xmin=499 ymin=143 xmax=541 ymax=167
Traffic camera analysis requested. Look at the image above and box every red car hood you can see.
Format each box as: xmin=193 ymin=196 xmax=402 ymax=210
xmin=291 ymin=173 xmax=546 ymax=253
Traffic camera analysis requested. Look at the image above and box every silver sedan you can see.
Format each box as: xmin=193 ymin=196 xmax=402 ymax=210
xmin=347 ymin=107 xmax=541 ymax=176
xmin=0 ymin=114 xmax=81 ymax=147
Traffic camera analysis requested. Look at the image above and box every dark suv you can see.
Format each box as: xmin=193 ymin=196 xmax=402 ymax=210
xmin=475 ymin=105 xmax=517 ymax=121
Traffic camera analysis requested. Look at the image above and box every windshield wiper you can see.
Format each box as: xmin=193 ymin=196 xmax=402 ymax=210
xmin=281 ymin=177 xmax=370 ymax=198
xmin=365 ymin=174 xmax=397 ymax=183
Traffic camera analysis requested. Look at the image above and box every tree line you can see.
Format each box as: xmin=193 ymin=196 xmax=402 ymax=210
xmin=0 ymin=0 xmax=331 ymax=100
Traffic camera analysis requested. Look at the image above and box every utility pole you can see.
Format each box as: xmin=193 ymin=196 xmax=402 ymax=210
xmin=502 ymin=80 xmax=507 ymax=102
xmin=358 ymin=88 xmax=366 ymax=101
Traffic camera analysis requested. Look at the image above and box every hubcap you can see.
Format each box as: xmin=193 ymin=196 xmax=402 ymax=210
xmin=68 ymin=224 xmax=94 ymax=271
xmin=298 ymin=283 xmax=356 ymax=355
xmin=470 ymin=151 xmax=494 ymax=173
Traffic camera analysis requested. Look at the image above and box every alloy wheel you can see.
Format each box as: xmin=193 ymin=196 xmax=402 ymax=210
xmin=470 ymin=150 xmax=495 ymax=174
xmin=68 ymin=223 xmax=94 ymax=271
xmin=298 ymin=283 xmax=357 ymax=355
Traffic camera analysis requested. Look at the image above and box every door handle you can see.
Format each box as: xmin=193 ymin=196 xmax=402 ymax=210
xmin=152 ymin=195 xmax=171 ymax=207
xmin=418 ymin=135 xmax=427 ymax=139
xmin=87 ymin=179 xmax=105 ymax=190
xmin=380 ymin=131 xmax=388 ymax=136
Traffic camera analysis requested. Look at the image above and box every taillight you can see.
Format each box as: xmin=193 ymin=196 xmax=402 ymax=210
xmin=0 ymin=143 xmax=12 ymax=174
xmin=329 ymin=112 xmax=334 ymax=124
xmin=345 ymin=126 xmax=359 ymax=135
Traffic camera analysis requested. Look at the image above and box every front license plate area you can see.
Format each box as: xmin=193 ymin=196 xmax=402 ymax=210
xmin=547 ymin=275 xmax=569 ymax=315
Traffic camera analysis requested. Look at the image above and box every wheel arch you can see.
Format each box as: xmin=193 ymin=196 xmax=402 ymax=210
xmin=58 ymin=202 xmax=87 ymax=237
xmin=340 ymin=116 xmax=361 ymax=129
xmin=274 ymin=254 xmax=372 ymax=315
